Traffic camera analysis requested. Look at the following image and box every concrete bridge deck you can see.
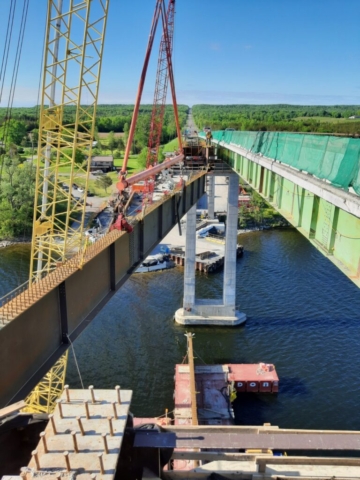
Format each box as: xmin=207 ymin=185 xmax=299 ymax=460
xmin=204 ymin=131 xmax=360 ymax=287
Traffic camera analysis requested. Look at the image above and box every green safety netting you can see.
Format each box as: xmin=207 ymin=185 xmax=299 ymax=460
xmin=200 ymin=131 xmax=360 ymax=195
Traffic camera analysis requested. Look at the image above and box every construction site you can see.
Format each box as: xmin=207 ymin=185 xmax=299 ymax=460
xmin=1 ymin=1 xmax=360 ymax=479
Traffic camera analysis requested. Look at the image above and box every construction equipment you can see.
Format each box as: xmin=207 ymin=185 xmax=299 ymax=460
xmin=24 ymin=0 xmax=109 ymax=413
xmin=115 ymin=0 xmax=183 ymax=205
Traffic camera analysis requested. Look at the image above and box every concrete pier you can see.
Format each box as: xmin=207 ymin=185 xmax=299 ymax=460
xmin=175 ymin=174 xmax=246 ymax=326
xmin=183 ymin=204 xmax=196 ymax=310
xmin=207 ymin=175 xmax=215 ymax=219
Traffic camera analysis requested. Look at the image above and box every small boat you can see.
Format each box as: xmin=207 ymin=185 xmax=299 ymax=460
xmin=135 ymin=253 xmax=175 ymax=273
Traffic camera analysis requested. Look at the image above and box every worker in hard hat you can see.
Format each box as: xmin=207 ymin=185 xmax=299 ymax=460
xmin=206 ymin=130 xmax=212 ymax=146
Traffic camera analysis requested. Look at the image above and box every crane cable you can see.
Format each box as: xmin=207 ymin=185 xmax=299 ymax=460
xmin=0 ymin=0 xmax=30 ymax=186
xmin=0 ymin=0 xmax=17 ymax=104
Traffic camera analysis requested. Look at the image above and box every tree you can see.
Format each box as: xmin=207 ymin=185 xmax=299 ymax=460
xmin=61 ymin=148 xmax=86 ymax=165
xmin=116 ymin=137 xmax=125 ymax=151
xmin=95 ymin=174 xmax=113 ymax=193
xmin=0 ymin=119 xmax=27 ymax=146
xmin=137 ymin=147 xmax=148 ymax=169
xmin=0 ymin=158 xmax=35 ymax=238
xmin=107 ymin=131 xmax=117 ymax=154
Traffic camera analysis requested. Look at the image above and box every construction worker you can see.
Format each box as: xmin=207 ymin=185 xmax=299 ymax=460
xmin=206 ymin=130 xmax=212 ymax=146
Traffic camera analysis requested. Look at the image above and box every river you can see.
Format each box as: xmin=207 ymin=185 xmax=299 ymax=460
xmin=1 ymin=228 xmax=360 ymax=431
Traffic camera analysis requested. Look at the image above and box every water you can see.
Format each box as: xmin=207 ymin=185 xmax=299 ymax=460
xmin=2 ymin=229 xmax=360 ymax=431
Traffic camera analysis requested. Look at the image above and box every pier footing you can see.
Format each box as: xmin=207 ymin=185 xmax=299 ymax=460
xmin=175 ymin=301 xmax=246 ymax=326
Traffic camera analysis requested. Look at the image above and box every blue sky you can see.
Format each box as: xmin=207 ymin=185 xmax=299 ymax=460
xmin=1 ymin=0 xmax=359 ymax=107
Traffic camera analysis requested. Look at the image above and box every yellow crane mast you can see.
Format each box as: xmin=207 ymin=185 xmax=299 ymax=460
xmin=24 ymin=0 xmax=109 ymax=413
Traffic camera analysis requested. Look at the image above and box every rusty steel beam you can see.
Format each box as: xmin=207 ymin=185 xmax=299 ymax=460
xmin=0 ymin=173 xmax=206 ymax=407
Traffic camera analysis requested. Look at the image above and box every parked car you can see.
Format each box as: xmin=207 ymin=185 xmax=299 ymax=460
xmin=72 ymin=183 xmax=78 ymax=189
xmin=87 ymin=192 xmax=95 ymax=197
xmin=77 ymin=187 xmax=84 ymax=193
xmin=92 ymin=170 xmax=104 ymax=175
xmin=85 ymin=228 xmax=97 ymax=236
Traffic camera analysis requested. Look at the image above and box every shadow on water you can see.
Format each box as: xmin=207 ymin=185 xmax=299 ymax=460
xmin=278 ymin=377 xmax=309 ymax=396
xmin=233 ymin=393 xmax=279 ymax=426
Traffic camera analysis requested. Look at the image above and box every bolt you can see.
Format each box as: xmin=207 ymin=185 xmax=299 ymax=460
xmin=64 ymin=384 xmax=70 ymax=402
xmin=64 ymin=451 xmax=71 ymax=472
xmin=56 ymin=399 xmax=63 ymax=418
xmin=108 ymin=416 xmax=114 ymax=436
xmin=32 ymin=450 xmax=40 ymax=470
xmin=98 ymin=453 xmax=105 ymax=474
xmin=40 ymin=431 xmax=48 ymax=453
xmin=77 ymin=416 xmax=85 ymax=436
xmin=112 ymin=401 xmax=118 ymax=419
xmin=89 ymin=385 xmax=96 ymax=403
xmin=71 ymin=431 xmax=79 ymax=453
xmin=115 ymin=385 xmax=121 ymax=404
xmin=84 ymin=400 xmax=90 ymax=419
xmin=102 ymin=433 xmax=109 ymax=454
xmin=49 ymin=414 xmax=57 ymax=434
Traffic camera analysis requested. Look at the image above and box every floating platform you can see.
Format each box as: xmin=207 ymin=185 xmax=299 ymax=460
xmin=170 ymin=245 xmax=243 ymax=273
xmin=174 ymin=363 xmax=279 ymax=427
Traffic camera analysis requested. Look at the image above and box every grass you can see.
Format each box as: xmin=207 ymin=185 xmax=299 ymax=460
xmin=162 ymin=138 xmax=179 ymax=152
xmin=295 ymin=116 xmax=360 ymax=123
xmin=98 ymin=132 xmax=124 ymax=139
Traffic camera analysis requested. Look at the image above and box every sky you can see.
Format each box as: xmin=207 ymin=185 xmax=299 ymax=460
xmin=0 ymin=0 xmax=359 ymax=107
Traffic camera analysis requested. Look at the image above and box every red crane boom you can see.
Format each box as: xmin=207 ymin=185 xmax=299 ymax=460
xmin=117 ymin=0 xmax=182 ymax=195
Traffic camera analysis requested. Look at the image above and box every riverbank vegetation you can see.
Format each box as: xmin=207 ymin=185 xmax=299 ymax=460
xmin=192 ymin=104 xmax=360 ymax=135
xmin=238 ymin=187 xmax=289 ymax=229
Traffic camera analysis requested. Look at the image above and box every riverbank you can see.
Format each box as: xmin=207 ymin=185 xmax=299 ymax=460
xmin=0 ymin=238 xmax=31 ymax=248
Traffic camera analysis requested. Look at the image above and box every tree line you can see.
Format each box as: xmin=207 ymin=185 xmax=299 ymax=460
xmin=192 ymin=104 xmax=360 ymax=135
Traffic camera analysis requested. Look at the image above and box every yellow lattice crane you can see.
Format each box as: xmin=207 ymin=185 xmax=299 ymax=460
xmin=24 ymin=0 xmax=109 ymax=413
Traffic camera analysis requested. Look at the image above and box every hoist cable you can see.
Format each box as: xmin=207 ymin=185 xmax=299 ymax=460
xmin=0 ymin=0 xmax=17 ymax=104
xmin=0 ymin=0 xmax=30 ymax=186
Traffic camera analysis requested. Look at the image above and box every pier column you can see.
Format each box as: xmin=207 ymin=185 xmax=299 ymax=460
xmin=183 ymin=204 xmax=196 ymax=309
xmin=207 ymin=175 xmax=215 ymax=219
xmin=223 ymin=174 xmax=238 ymax=306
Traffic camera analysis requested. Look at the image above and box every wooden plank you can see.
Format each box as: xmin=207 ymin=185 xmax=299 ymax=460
xmin=0 ymin=400 xmax=26 ymax=419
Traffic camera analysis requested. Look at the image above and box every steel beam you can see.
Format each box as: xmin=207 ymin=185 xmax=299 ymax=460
xmin=0 ymin=174 xmax=206 ymax=407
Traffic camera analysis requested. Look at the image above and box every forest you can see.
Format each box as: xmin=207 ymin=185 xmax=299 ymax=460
xmin=192 ymin=104 xmax=360 ymax=135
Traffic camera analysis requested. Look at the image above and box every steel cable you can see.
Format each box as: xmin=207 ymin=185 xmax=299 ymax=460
xmin=0 ymin=0 xmax=17 ymax=104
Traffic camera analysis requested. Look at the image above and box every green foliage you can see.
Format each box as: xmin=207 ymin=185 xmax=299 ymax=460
xmin=95 ymin=174 xmax=113 ymax=193
xmin=0 ymin=159 xmax=35 ymax=238
xmin=107 ymin=131 xmax=117 ymax=154
xmin=192 ymin=104 xmax=360 ymax=135
xmin=0 ymin=119 xmax=27 ymax=146
xmin=60 ymin=148 xmax=86 ymax=165
xmin=137 ymin=147 xmax=148 ymax=169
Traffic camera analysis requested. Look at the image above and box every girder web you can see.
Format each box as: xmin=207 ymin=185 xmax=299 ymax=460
xmin=25 ymin=0 xmax=109 ymax=414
